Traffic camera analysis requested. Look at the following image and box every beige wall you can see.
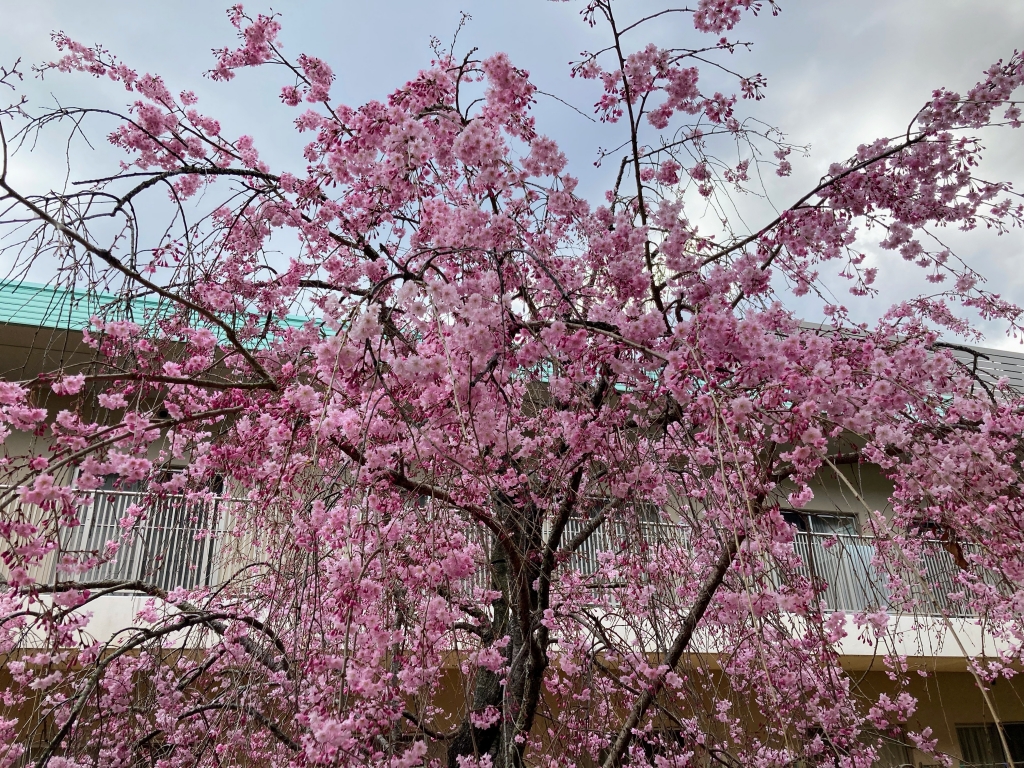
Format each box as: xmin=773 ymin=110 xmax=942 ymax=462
xmin=856 ymin=668 xmax=1024 ymax=766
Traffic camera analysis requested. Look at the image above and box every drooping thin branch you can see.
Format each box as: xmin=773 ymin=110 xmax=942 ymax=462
xmin=702 ymin=134 xmax=928 ymax=267
xmin=0 ymin=177 xmax=279 ymax=390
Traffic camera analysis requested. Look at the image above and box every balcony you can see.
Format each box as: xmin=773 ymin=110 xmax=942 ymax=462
xmin=55 ymin=494 xmax=977 ymax=616
xmin=793 ymin=531 xmax=974 ymax=615
xmin=550 ymin=522 xmax=978 ymax=616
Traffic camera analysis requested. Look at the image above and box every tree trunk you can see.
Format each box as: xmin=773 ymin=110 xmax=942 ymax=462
xmin=448 ymin=532 xmax=513 ymax=768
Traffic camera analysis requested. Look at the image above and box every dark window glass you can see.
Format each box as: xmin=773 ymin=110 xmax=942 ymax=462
xmin=957 ymin=722 xmax=1024 ymax=767
xmin=783 ymin=511 xmax=809 ymax=531
xmin=783 ymin=511 xmax=857 ymax=535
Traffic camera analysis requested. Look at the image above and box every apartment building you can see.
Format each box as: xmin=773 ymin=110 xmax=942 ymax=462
xmin=3 ymin=280 xmax=1024 ymax=767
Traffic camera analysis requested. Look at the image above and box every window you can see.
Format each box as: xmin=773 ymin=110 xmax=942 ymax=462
xmin=874 ymin=738 xmax=912 ymax=767
xmin=787 ymin=512 xmax=885 ymax=612
xmin=957 ymin=722 xmax=1024 ymax=768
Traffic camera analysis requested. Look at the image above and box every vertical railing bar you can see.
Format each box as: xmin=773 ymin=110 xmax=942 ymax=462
xmin=182 ymin=499 xmax=199 ymax=590
xmin=163 ymin=496 xmax=188 ymax=590
xmin=186 ymin=499 xmax=207 ymax=589
xmin=205 ymin=498 xmax=220 ymax=587
xmin=156 ymin=495 xmax=181 ymax=591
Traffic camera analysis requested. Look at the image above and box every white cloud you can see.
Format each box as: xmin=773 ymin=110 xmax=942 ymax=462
xmin=2 ymin=1 xmax=1022 ymax=345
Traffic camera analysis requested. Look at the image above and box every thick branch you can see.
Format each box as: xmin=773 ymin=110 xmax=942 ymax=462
xmin=703 ymin=134 xmax=927 ymax=266
xmin=601 ymin=534 xmax=742 ymax=768
xmin=178 ymin=702 xmax=299 ymax=752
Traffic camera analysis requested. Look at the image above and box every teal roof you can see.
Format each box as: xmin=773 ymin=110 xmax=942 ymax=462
xmin=0 ymin=281 xmax=310 ymax=339
xmin=0 ymin=281 xmax=151 ymax=331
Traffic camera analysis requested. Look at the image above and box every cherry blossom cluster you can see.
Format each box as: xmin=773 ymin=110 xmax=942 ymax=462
xmin=1 ymin=2 xmax=1023 ymax=767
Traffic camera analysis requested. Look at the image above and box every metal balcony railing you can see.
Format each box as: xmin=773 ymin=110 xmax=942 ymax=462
xmin=560 ymin=516 xmax=687 ymax=576
xmin=792 ymin=532 xmax=980 ymax=615
xmin=464 ymin=524 xmax=984 ymax=616
xmin=463 ymin=517 xmax=687 ymax=593
xmin=54 ymin=495 xmax=981 ymax=615
xmin=56 ymin=489 xmax=226 ymax=593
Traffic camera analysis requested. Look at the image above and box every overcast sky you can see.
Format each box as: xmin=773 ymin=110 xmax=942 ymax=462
xmin=2 ymin=1 xmax=1023 ymax=347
